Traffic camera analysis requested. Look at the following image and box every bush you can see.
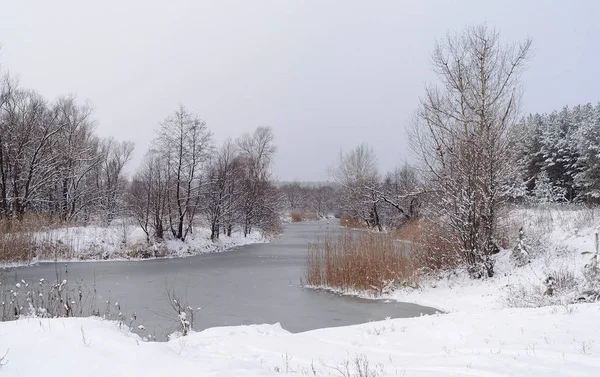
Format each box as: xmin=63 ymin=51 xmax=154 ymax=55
xmin=0 ymin=268 xmax=150 ymax=337
xmin=290 ymin=212 xmax=303 ymax=222
xmin=1 ymin=271 xmax=101 ymax=321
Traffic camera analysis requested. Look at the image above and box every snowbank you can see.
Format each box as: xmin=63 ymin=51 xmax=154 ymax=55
xmin=2 ymin=303 xmax=599 ymax=376
xmin=5 ymin=222 xmax=266 ymax=266
xmin=389 ymin=205 xmax=600 ymax=312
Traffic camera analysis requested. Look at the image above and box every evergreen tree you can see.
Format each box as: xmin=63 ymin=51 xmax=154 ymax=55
xmin=574 ymin=103 xmax=600 ymax=200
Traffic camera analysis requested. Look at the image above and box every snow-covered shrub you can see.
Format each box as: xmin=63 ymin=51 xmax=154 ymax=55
xmin=583 ymin=253 xmax=600 ymax=285
xmin=577 ymin=252 xmax=600 ymax=302
xmin=504 ymin=262 xmax=581 ymax=308
xmin=510 ymin=228 xmax=531 ymax=267
xmin=551 ymin=267 xmax=579 ymax=292
xmin=544 ymin=276 xmax=556 ymax=296
xmin=167 ymin=288 xmax=200 ymax=336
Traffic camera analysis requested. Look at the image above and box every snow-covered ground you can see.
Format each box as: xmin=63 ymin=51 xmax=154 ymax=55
xmin=388 ymin=205 xmax=600 ymax=313
xmin=2 ymin=205 xmax=599 ymax=376
xmin=3 ymin=221 xmax=266 ymax=267
xmin=2 ymin=303 xmax=599 ymax=376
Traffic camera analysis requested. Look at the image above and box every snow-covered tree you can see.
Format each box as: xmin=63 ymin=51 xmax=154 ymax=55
xmin=411 ymin=24 xmax=531 ymax=278
xmin=532 ymin=171 xmax=566 ymax=203
xmin=155 ymin=106 xmax=213 ymax=241
xmin=574 ymin=103 xmax=600 ymax=200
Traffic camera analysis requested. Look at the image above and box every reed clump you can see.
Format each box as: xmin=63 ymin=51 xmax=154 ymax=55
xmin=305 ymin=232 xmax=418 ymax=296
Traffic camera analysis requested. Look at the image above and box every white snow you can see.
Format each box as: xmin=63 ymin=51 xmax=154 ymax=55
xmin=388 ymin=205 xmax=600 ymax=313
xmin=2 ymin=205 xmax=600 ymax=376
xmin=2 ymin=221 xmax=266 ymax=267
xmin=1 ymin=304 xmax=599 ymax=376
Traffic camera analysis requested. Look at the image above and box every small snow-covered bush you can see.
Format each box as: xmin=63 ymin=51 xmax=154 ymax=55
xmin=510 ymin=228 xmax=531 ymax=267
xmin=551 ymin=267 xmax=579 ymax=292
xmin=166 ymin=288 xmax=200 ymax=337
xmin=583 ymin=253 xmax=600 ymax=285
xmin=504 ymin=264 xmax=582 ymax=308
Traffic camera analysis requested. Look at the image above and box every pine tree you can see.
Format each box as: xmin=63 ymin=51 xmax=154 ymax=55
xmin=574 ymin=103 xmax=600 ymax=200
xmin=533 ymin=170 xmax=566 ymax=203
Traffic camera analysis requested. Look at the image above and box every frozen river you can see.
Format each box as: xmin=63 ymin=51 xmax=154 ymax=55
xmin=3 ymin=221 xmax=437 ymax=340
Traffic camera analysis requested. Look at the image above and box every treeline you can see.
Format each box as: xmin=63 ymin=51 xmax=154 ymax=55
xmin=278 ymin=182 xmax=339 ymax=219
xmin=0 ymin=63 xmax=281 ymax=241
xmin=333 ymin=25 xmax=600 ymax=279
xmin=329 ymin=146 xmax=421 ymax=231
xmin=334 ymin=103 xmax=600 ymax=233
xmin=508 ymin=103 xmax=600 ymax=202
xmin=127 ymin=106 xmax=280 ymax=242
xmin=335 ymin=25 xmax=532 ymax=279
xmin=0 ymin=76 xmax=133 ymax=224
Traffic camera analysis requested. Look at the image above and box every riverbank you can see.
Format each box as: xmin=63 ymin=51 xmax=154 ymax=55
xmin=2 ymin=302 xmax=599 ymax=376
xmin=3 ymin=215 xmax=599 ymax=376
xmin=384 ymin=206 xmax=600 ymax=313
xmin=308 ymin=205 xmax=600 ymax=314
xmin=1 ymin=222 xmax=267 ymax=268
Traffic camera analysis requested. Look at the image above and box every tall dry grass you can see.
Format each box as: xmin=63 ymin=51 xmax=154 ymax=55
xmin=291 ymin=211 xmax=320 ymax=222
xmin=394 ymin=219 xmax=460 ymax=272
xmin=290 ymin=211 xmax=304 ymax=222
xmin=0 ymin=214 xmax=64 ymax=263
xmin=305 ymin=218 xmax=462 ymax=296
xmin=304 ymin=232 xmax=419 ymax=296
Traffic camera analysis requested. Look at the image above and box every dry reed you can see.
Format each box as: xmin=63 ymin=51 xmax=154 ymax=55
xmin=0 ymin=213 xmax=74 ymax=263
xmin=304 ymin=232 xmax=418 ymax=296
xmin=394 ymin=219 xmax=460 ymax=272
xmin=290 ymin=212 xmax=304 ymax=222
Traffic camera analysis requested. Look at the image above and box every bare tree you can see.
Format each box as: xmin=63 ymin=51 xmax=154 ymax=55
xmin=156 ymin=105 xmax=212 ymax=241
xmin=410 ymin=24 xmax=531 ymax=278
xmin=205 ymin=140 xmax=242 ymax=240
xmin=280 ymin=181 xmax=305 ymax=211
xmin=0 ymin=56 xmax=134 ymax=233
xmin=329 ymin=144 xmax=383 ymax=230
xmin=0 ymin=81 xmax=63 ymax=219
xmin=381 ymin=163 xmax=422 ymax=227
xmin=309 ymin=185 xmax=336 ymax=218
xmin=237 ymin=127 xmax=280 ymax=236
xmin=127 ymin=152 xmax=168 ymax=242
xmin=98 ymin=138 xmax=134 ymax=224
xmin=50 ymin=96 xmax=104 ymax=222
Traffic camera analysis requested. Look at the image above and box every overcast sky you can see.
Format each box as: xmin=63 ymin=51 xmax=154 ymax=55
xmin=1 ymin=1 xmax=598 ymax=181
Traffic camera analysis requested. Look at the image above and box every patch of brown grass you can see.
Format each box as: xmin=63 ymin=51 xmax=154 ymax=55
xmin=395 ymin=219 xmax=460 ymax=272
xmin=290 ymin=211 xmax=304 ymax=222
xmin=0 ymin=231 xmax=33 ymax=263
xmin=304 ymin=232 xmax=419 ymax=296
xmin=0 ymin=213 xmax=63 ymax=263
